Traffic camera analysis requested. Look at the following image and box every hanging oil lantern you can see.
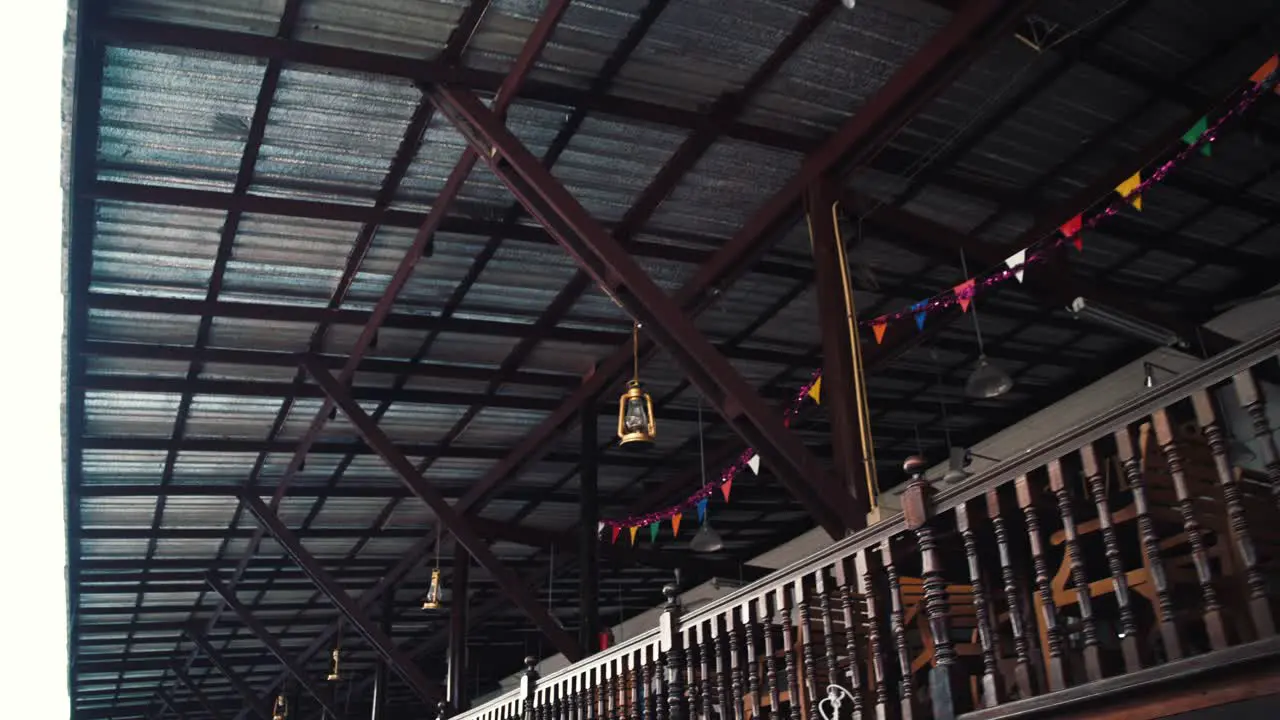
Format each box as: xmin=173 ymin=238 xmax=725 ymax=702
xmin=422 ymin=524 xmax=446 ymax=611
xmin=272 ymin=695 xmax=288 ymax=720
xmin=326 ymin=627 xmax=342 ymax=681
xmin=617 ymin=321 xmax=656 ymax=447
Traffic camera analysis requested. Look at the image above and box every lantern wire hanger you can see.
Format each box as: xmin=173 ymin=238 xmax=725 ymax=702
xmin=959 ymin=249 xmax=1014 ymax=399
xmin=618 ymin=321 xmax=656 ymax=447
xmin=690 ymin=396 xmax=725 ymax=553
xmin=326 ymin=618 xmax=343 ymax=681
xmin=422 ymin=524 xmax=445 ymax=611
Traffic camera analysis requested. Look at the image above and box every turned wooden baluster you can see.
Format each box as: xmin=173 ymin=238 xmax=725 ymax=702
xmin=856 ymin=549 xmax=890 ymax=720
xmin=984 ymin=489 xmax=1033 ymax=697
xmin=683 ymin=626 xmax=699 ymax=720
xmin=1078 ymin=444 xmax=1140 ymax=672
xmin=1015 ymin=475 xmax=1067 ymax=691
xmin=760 ymin=595 xmax=781 ymax=720
xmin=1153 ymin=408 xmax=1228 ymax=651
xmin=597 ymin=667 xmax=608 ymax=720
xmin=834 ymin=558 xmax=866 ymax=719
xmin=793 ymin=579 xmax=818 ymax=720
xmin=1046 ymin=459 xmax=1103 ymax=682
xmin=776 ymin=586 xmax=802 ymax=720
xmin=954 ymin=501 xmax=1002 ymax=707
xmin=815 ymin=568 xmax=841 ymax=702
xmin=645 ymin=647 xmax=657 ymax=720
xmin=881 ymin=542 xmax=915 ymax=720
xmin=1233 ymin=368 xmax=1280 ymax=511
xmin=655 ymin=648 xmax=670 ymax=720
xmin=1114 ymin=426 xmax=1182 ymax=660
xmin=728 ymin=608 xmax=745 ymax=720
xmin=696 ymin=623 xmax=712 ymax=720
xmin=714 ymin=614 xmax=733 ymax=720
xmin=574 ymin=675 xmax=586 ymax=720
xmin=741 ymin=602 xmax=761 ymax=720
xmin=550 ymin=684 xmax=560 ymax=720
xmin=661 ymin=585 xmax=686 ymax=720
xmin=631 ymin=654 xmax=643 ymax=720
xmin=1194 ymin=389 xmax=1276 ymax=638
xmin=615 ymin=659 xmax=626 ymax=720
xmin=901 ymin=456 xmax=970 ymax=718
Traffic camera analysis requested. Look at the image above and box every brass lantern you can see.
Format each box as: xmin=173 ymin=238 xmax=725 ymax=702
xmin=326 ymin=644 xmax=342 ymax=682
xmin=617 ymin=322 xmax=656 ymax=446
xmin=272 ymin=695 xmax=288 ymax=720
xmin=421 ymin=567 xmax=444 ymax=610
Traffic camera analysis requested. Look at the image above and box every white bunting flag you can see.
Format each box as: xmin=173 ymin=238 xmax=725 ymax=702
xmin=1005 ymin=248 xmax=1027 ymax=283
xmin=747 ymin=454 xmax=761 ymax=475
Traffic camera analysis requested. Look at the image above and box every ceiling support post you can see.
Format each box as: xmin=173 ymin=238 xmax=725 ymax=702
xmin=806 ymin=176 xmax=872 ymax=518
xmin=448 ymin=543 xmax=471 ymax=712
xmin=236 ymin=492 xmax=444 ymax=704
xmin=204 ymin=572 xmax=348 ymax=720
xmin=300 ymin=356 xmax=584 ymax=661
xmin=579 ymin=394 xmax=601 ymax=655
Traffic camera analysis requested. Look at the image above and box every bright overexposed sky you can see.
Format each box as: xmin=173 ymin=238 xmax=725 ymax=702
xmin=0 ymin=3 xmax=71 ymax=717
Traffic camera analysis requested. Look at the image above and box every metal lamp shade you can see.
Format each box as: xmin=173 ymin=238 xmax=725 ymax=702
xmin=617 ymin=381 xmax=656 ymax=446
xmin=689 ymin=522 xmax=724 ymax=553
xmin=966 ymin=355 xmax=1013 ymax=399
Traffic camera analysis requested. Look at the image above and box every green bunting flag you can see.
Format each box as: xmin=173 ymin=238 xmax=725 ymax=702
xmin=1181 ymin=116 xmax=1211 ymax=157
xmin=649 ymin=522 xmax=659 ymax=543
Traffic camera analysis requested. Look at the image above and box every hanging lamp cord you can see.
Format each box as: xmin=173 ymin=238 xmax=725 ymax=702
xmin=632 ymin=321 xmax=640 ymax=384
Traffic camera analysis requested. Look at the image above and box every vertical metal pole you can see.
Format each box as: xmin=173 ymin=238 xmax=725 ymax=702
xmin=580 ymin=394 xmax=601 ymax=655
xmin=449 ymin=542 xmax=472 ymax=711
xmin=370 ymin=590 xmax=393 ymax=720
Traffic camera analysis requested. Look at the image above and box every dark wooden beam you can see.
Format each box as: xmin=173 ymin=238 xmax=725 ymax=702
xmin=301 ymin=357 xmax=584 ymax=661
xmin=183 ymin=629 xmax=273 ymax=720
xmin=170 ymin=663 xmax=227 ymax=720
xmin=204 ymin=573 xmax=347 ymax=720
xmin=236 ymin=493 xmax=444 ymax=705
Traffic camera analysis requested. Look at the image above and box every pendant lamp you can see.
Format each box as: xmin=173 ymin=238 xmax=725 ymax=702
xmin=618 ymin=321 xmax=656 ymax=446
xmin=422 ymin=525 xmax=446 ymax=611
xmin=689 ymin=397 xmax=724 ymax=553
xmin=959 ymin=250 xmax=1013 ymax=399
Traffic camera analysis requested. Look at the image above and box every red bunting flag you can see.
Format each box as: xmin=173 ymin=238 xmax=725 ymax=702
xmin=610 ymin=525 xmax=620 ymax=544
xmin=671 ymin=513 xmax=683 ymax=538
xmin=720 ymin=477 xmax=733 ymax=502
xmin=1061 ymin=214 xmax=1084 ymax=251
xmin=954 ymin=279 xmax=976 ymax=312
xmin=871 ymin=319 xmax=887 ymax=344
xmin=1250 ymin=55 xmax=1278 ymax=88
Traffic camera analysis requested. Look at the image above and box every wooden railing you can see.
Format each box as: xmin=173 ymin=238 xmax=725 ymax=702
xmin=454 ymin=328 xmax=1280 ymax=720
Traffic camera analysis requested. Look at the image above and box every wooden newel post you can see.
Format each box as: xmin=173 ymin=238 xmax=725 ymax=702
xmin=660 ymin=584 xmax=687 ymax=720
xmin=900 ymin=456 xmax=971 ymax=719
xmin=521 ymin=656 xmax=539 ymax=720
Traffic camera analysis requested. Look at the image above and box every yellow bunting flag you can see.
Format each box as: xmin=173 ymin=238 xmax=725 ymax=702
xmin=1115 ymin=171 xmax=1143 ymax=210
xmin=1250 ymin=55 xmax=1278 ymax=87
xmin=871 ymin=320 xmax=887 ymax=345
xmin=629 ymin=526 xmax=638 ymax=546
xmin=671 ymin=513 xmax=683 ymax=538
xmin=807 ymin=377 xmax=822 ymax=405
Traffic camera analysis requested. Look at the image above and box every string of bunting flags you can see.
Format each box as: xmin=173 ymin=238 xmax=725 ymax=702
xmin=599 ymin=53 xmax=1280 ymax=546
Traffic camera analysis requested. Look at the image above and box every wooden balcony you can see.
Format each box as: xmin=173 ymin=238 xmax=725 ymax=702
xmin=451 ymin=327 xmax=1280 ymax=720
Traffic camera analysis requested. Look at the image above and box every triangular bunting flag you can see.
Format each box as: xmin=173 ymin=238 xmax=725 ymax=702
xmin=720 ymin=477 xmax=733 ymax=502
xmin=807 ymin=377 xmax=822 ymax=404
xmin=912 ymin=301 xmax=928 ymax=331
xmin=649 ymin=522 xmax=659 ymax=543
xmin=1060 ymin=214 xmax=1082 ymax=239
xmin=598 ymin=521 xmax=605 ymax=536
xmin=872 ymin=319 xmax=887 ymax=345
xmin=1072 ymin=235 xmax=1083 ymax=252
xmin=954 ymin=279 xmax=976 ymax=313
xmin=671 ymin=513 xmax=683 ymax=538
xmin=1181 ymin=116 xmax=1212 ymax=157
xmin=629 ymin=526 xmax=638 ymax=545
xmin=610 ymin=525 xmax=620 ymax=544
xmin=747 ymin=454 xmax=761 ymax=475
xmin=1116 ymin=171 xmax=1143 ymax=210
xmin=1250 ymin=55 xmax=1278 ymax=86
xmin=697 ymin=498 xmax=708 ymax=523
xmin=1005 ymin=248 xmax=1027 ymax=283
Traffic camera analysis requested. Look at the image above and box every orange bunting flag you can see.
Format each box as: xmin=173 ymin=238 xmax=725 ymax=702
xmin=954 ymin=279 xmax=976 ymax=313
xmin=721 ymin=477 xmax=733 ymax=502
xmin=1061 ymin=214 xmax=1084 ymax=251
xmin=671 ymin=513 xmax=683 ymax=538
xmin=871 ymin=319 xmax=887 ymax=344
xmin=807 ymin=377 xmax=822 ymax=405
xmin=610 ymin=525 xmax=620 ymax=544
xmin=1250 ymin=55 xmax=1278 ymax=88
xmin=629 ymin=526 xmax=638 ymax=546
xmin=1116 ymin=171 xmax=1143 ymax=210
